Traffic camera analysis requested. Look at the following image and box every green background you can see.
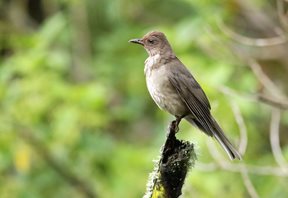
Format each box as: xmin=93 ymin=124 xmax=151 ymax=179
xmin=0 ymin=0 xmax=288 ymax=197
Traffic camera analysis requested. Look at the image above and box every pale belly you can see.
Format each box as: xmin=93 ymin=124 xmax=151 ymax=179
xmin=145 ymin=66 xmax=187 ymax=117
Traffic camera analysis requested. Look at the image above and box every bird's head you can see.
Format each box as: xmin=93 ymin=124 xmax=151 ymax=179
xmin=129 ymin=31 xmax=173 ymax=56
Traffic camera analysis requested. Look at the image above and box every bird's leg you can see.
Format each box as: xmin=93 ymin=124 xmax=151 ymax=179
xmin=174 ymin=117 xmax=181 ymax=132
xmin=171 ymin=115 xmax=184 ymax=133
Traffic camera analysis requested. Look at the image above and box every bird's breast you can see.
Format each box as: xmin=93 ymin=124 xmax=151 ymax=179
xmin=145 ymin=62 xmax=187 ymax=116
xmin=146 ymin=65 xmax=169 ymax=96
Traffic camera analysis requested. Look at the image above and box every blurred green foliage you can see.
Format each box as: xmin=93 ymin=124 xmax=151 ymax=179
xmin=0 ymin=0 xmax=288 ymax=197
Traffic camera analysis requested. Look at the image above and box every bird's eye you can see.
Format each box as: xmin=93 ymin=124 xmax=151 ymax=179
xmin=148 ymin=39 xmax=155 ymax=44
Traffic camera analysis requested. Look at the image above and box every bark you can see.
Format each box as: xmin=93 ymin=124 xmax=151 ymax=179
xmin=144 ymin=120 xmax=196 ymax=198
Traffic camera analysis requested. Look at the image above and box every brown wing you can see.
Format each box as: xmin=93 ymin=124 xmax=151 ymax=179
xmin=167 ymin=59 xmax=241 ymax=159
xmin=168 ymin=60 xmax=210 ymax=109
xmin=167 ymin=60 xmax=214 ymax=135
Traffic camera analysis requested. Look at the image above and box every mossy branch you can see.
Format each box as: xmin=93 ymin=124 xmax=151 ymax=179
xmin=144 ymin=120 xmax=196 ymax=198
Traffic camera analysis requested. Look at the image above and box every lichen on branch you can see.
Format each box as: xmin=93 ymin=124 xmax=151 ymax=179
xmin=144 ymin=120 xmax=196 ymax=198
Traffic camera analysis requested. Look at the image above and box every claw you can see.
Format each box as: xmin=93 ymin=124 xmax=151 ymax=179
xmin=170 ymin=119 xmax=179 ymax=133
xmin=169 ymin=116 xmax=184 ymax=133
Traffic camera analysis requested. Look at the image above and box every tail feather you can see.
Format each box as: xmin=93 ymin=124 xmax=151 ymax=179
xmin=212 ymin=124 xmax=242 ymax=160
xmin=185 ymin=115 xmax=241 ymax=160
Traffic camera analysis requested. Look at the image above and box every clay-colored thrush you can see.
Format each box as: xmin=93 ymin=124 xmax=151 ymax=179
xmin=129 ymin=31 xmax=241 ymax=160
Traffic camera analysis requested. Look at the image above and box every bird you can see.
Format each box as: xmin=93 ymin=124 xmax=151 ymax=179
xmin=129 ymin=31 xmax=241 ymax=160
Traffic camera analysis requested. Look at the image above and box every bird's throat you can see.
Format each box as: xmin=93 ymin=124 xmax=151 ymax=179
xmin=144 ymin=54 xmax=162 ymax=75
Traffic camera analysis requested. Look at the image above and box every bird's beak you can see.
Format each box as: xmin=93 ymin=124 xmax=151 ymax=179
xmin=129 ymin=38 xmax=144 ymax=46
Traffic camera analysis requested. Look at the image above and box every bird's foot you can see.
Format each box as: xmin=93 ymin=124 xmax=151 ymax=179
xmin=170 ymin=120 xmax=179 ymax=133
xmin=170 ymin=117 xmax=182 ymax=133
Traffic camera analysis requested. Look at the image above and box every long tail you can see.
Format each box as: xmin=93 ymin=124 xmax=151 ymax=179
xmin=185 ymin=115 xmax=241 ymax=160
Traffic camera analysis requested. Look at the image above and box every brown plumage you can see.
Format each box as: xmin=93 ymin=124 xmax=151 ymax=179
xmin=129 ymin=31 xmax=241 ymax=160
